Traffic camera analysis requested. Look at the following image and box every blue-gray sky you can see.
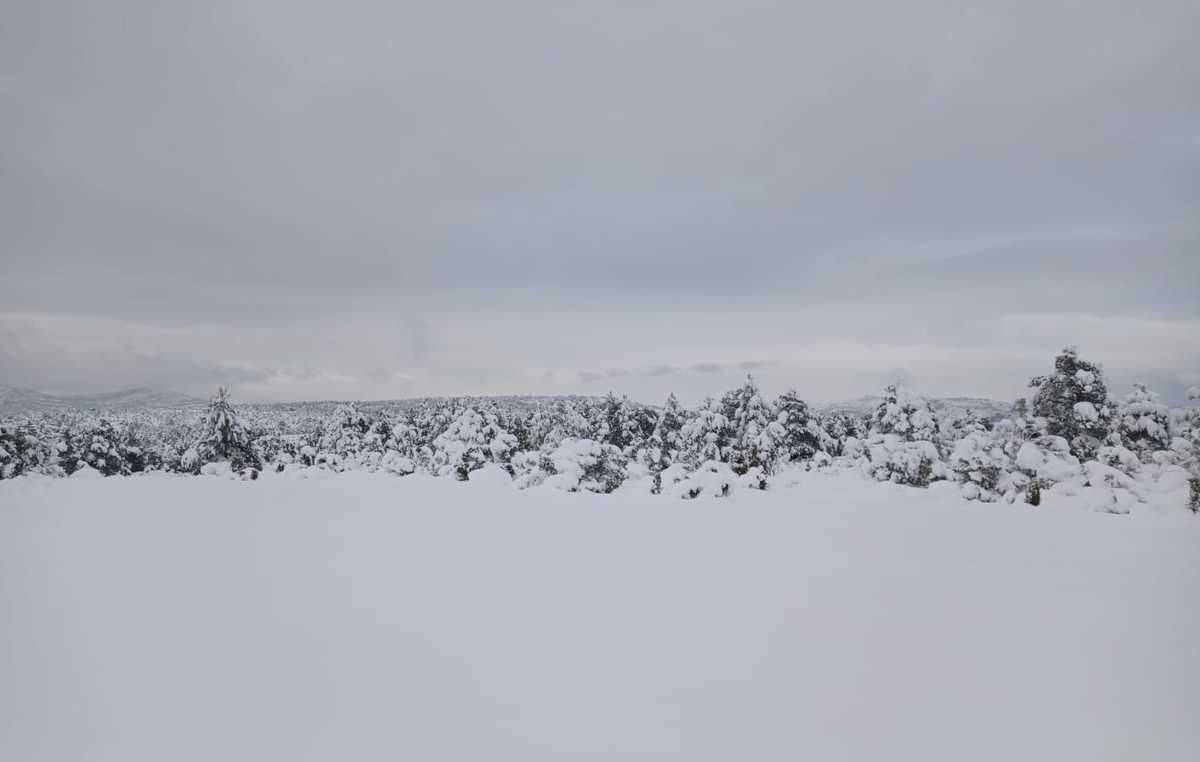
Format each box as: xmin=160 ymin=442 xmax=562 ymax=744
xmin=2 ymin=0 xmax=1197 ymax=403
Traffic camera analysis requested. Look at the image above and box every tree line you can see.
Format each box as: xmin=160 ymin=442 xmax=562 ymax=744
xmin=2 ymin=347 xmax=1198 ymax=510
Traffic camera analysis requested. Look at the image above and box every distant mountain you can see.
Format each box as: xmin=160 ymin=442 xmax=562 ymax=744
xmin=0 ymin=386 xmax=204 ymax=416
xmin=814 ymin=396 xmax=1012 ymax=421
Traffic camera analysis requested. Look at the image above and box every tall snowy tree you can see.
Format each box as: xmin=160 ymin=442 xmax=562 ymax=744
xmin=775 ymin=390 xmax=829 ymax=462
xmin=680 ymin=398 xmax=730 ymax=468
xmin=1029 ymin=346 xmax=1111 ymax=460
xmin=185 ymin=387 xmax=261 ymax=473
xmin=1180 ymin=387 xmax=1200 ymax=512
xmin=719 ymin=376 xmax=783 ymax=477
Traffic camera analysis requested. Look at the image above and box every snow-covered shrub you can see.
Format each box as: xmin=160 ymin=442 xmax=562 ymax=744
xmin=820 ymin=413 xmax=861 ymax=456
xmin=0 ymin=424 xmax=54 ymax=479
xmin=1014 ymin=436 xmax=1081 ymax=504
xmin=858 ymin=385 xmax=946 ymax=487
xmin=668 ymin=460 xmax=736 ymax=499
xmin=1096 ymin=432 xmax=1141 ymax=474
xmin=379 ymin=450 xmax=416 ymax=476
xmin=948 ymin=430 xmax=1011 ymax=501
xmin=76 ymin=420 xmax=138 ymax=476
xmin=1078 ymin=461 xmax=1143 ymax=514
xmin=542 ymin=438 xmax=627 ymax=493
xmin=431 ymin=407 xmax=518 ymax=480
xmin=1115 ymin=383 xmax=1172 ymax=461
xmin=870 ymin=384 xmax=942 ymax=449
xmin=863 ymin=435 xmax=945 ymax=487
xmin=510 ymin=449 xmax=549 ymax=490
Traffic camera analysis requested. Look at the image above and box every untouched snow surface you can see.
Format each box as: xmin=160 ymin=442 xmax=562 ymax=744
xmin=2 ymin=471 xmax=1198 ymax=761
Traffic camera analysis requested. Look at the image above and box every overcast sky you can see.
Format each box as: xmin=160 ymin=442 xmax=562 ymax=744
xmin=2 ymin=0 xmax=1197 ymax=404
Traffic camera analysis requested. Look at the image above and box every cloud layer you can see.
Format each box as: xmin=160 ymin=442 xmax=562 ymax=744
xmin=2 ymin=1 xmax=1197 ymax=402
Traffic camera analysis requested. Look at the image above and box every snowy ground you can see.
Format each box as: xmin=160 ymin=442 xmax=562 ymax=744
xmin=2 ymin=471 xmax=1198 ymax=761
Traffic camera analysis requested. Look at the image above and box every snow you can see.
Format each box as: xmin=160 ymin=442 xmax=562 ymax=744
xmin=2 ymin=471 xmax=1198 ymax=761
xmin=1073 ymin=400 xmax=1099 ymax=421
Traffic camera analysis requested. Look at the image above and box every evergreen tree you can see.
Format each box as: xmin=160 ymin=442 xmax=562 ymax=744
xmin=869 ymin=384 xmax=941 ymax=446
xmin=775 ymin=390 xmax=829 ymax=462
xmin=1029 ymin=346 xmax=1111 ymax=460
xmin=680 ymin=398 xmax=729 ymax=468
xmin=718 ymin=377 xmax=783 ymax=477
xmin=185 ymin=387 xmax=261 ymax=473
xmin=1115 ymin=383 xmax=1172 ymax=460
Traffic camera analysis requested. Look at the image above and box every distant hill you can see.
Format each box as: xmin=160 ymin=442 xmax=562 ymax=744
xmin=814 ymin=396 xmax=1012 ymax=421
xmin=0 ymin=386 xmax=204 ymax=416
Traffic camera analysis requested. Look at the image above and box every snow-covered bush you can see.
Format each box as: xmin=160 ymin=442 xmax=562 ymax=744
xmin=542 ymin=438 xmax=627 ymax=493
xmin=948 ymin=430 xmax=1011 ymax=501
xmin=431 ymin=407 xmax=518 ymax=480
xmin=668 ymin=460 xmax=736 ymax=499
xmin=1115 ymin=383 xmax=1172 ymax=461
xmin=1014 ymin=435 xmax=1081 ymax=504
xmin=863 ymin=435 xmax=945 ymax=487
xmin=0 ymin=424 xmax=55 ymax=479
xmin=859 ymin=385 xmax=946 ymax=487
xmin=870 ymin=384 xmax=942 ymax=449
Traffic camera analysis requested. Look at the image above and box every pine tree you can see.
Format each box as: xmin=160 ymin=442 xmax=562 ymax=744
xmin=719 ymin=377 xmax=783 ymax=478
xmin=185 ymin=387 xmax=261 ymax=473
xmin=680 ymin=398 xmax=730 ymax=468
xmin=1029 ymin=346 xmax=1111 ymax=460
xmin=775 ymin=390 xmax=827 ymax=462
xmin=870 ymin=384 xmax=941 ymax=446
xmin=1115 ymin=383 xmax=1172 ymax=461
xmin=1180 ymin=387 xmax=1200 ymax=512
xmin=862 ymin=385 xmax=945 ymax=487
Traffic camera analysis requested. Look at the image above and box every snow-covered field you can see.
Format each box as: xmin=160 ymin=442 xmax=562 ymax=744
xmin=2 ymin=471 xmax=1198 ymax=761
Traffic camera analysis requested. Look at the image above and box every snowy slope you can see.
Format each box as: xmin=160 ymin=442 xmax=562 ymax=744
xmin=1 ymin=471 xmax=1197 ymax=761
xmin=816 ymin=395 xmax=1012 ymax=421
xmin=0 ymin=385 xmax=203 ymax=415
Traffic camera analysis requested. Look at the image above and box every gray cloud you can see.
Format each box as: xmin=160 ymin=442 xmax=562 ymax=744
xmin=2 ymin=0 xmax=1198 ymax=402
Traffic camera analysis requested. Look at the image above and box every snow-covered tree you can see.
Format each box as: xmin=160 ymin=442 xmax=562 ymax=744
xmin=1114 ymin=383 xmax=1172 ymax=461
xmin=542 ymin=438 xmax=627 ymax=493
xmin=431 ymin=406 xmax=518 ymax=480
xmin=642 ymin=393 xmax=686 ymax=491
xmin=720 ymin=376 xmax=784 ymax=480
xmin=598 ymin=392 xmax=654 ymax=456
xmin=820 ymin=413 xmax=860 ymax=456
xmin=0 ymin=424 xmax=55 ymax=479
xmin=680 ymin=398 xmax=729 ymax=468
xmin=861 ymin=385 xmax=946 ymax=487
xmin=184 ymin=387 xmax=261 ymax=474
xmin=869 ymin=384 xmax=941 ymax=446
xmin=1178 ymin=387 xmax=1200 ymax=512
xmin=775 ymin=390 xmax=829 ymax=462
xmin=1029 ymin=347 xmax=1111 ymax=460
